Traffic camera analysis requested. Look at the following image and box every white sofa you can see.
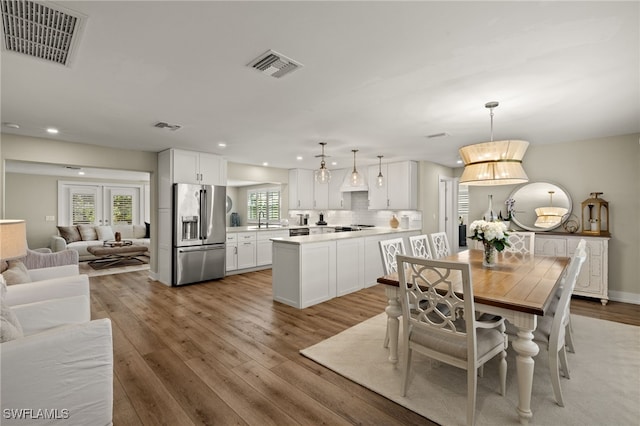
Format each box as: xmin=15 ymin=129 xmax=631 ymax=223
xmin=1 ymin=277 xmax=113 ymax=426
xmin=51 ymin=224 xmax=150 ymax=261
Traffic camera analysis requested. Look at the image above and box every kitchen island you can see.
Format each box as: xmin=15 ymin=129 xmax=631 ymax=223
xmin=271 ymin=227 xmax=420 ymax=308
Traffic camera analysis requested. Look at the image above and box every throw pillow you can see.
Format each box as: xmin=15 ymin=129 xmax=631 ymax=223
xmin=78 ymin=224 xmax=98 ymax=241
xmin=57 ymin=226 xmax=81 ymax=244
xmin=144 ymin=222 xmax=151 ymax=238
xmin=0 ymin=278 xmax=24 ymax=342
xmin=1 ymin=261 xmax=31 ymax=285
xmin=95 ymin=225 xmax=115 ymax=241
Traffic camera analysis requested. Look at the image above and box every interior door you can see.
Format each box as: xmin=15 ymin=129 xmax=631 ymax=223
xmin=438 ymin=176 xmax=459 ymax=253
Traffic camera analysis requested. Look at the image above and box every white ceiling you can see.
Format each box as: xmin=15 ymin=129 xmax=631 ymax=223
xmin=1 ymin=1 xmax=638 ymax=171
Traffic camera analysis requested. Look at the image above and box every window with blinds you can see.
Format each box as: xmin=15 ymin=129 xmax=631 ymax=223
xmin=458 ymin=184 xmax=469 ymax=224
xmin=111 ymin=194 xmax=133 ymax=224
xmin=72 ymin=193 xmax=96 ymax=224
xmin=247 ymin=188 xmax=280 ymax=222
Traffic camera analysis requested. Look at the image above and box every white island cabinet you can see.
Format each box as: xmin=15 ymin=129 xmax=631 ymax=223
xmin=272 ymin=228 xmax=420 ymax=308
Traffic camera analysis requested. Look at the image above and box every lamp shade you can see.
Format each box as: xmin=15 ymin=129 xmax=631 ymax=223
xmin=0 ymin=219 xmax=27 ymax=260
xmin=459 ymin=140 xmax=529 ymax=186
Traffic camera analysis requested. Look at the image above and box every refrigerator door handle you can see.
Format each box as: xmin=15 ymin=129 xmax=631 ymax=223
xmin=200 ymin=188 xmax=208 ymax=240
xmin=177 ymin=244 xmax=225 ymax=253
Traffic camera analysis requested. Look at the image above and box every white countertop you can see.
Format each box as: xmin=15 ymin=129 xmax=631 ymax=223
xmin=271 ymin=227 xmax=421 ymax=245
xmin=226 ymin=224 xmax=332 ymax=232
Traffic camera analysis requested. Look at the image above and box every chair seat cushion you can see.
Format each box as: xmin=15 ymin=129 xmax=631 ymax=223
xmin=411 ymin=321 xmax=505 ymax=360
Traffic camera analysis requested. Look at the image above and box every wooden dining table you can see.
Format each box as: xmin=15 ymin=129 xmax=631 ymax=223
xmin=377 ymin=249 xmax=569 ymax=425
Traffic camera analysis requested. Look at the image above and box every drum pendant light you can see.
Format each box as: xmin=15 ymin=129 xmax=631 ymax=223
xmin=459 ymin=102 xmax=529 ymax=186
xmin=314 ymin=142 xmax=331 ymax=184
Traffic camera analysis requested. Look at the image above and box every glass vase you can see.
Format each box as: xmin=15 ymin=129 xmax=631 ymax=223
xmin=483 ymin=241 xmax=497 ymax=268
xmin=484 ymin=194 xmax=496 ymax=222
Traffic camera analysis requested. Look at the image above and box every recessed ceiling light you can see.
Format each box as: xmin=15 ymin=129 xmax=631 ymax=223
xmin=218 ymin=142 xmax=227 ymax=148
xmin=78 ymin=171 xmax=85 ymax=175
xmin=46 ymin=127 xmax=59 ymax=134
xmin=296 ymin=156 xmax=303 ymax=161
xmin=3 ymin=122 xmax=20 ymax=129
xmin=262 ymin=162 xmax=269 ymax=167
xmin=331 ymin=161 xmax=338 ymax=166
xmin=456 ymin=159 xmax=463 ymax=164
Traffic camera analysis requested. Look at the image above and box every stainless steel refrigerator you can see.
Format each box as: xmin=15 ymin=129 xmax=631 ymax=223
xmin=173 ymin=183 xmax=226 ymax=286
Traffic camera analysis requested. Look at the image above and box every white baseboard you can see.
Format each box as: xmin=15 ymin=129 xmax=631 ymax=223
xmin=608 ymin=290 xmax=640 ymax=305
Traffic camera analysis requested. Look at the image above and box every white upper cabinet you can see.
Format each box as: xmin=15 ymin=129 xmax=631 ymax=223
xmin=313 ymin=177 xmax=329 ymax=210
xmin=328 ymin=168 xmax=351 ymax=210
xmin=367 ymin=161 xmax=418 ymax=210
xmin=289 ymin=169 xmax=314 ymax=209
xmin=172 ymin=149 xmax=227 ymax=186
xmin=290 ymin=168 xmax=352 ymax=210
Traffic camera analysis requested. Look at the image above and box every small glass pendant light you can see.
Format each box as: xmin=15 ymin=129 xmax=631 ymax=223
xmin=350 ymin=149 xmax=364 ymax=187
xmin=314 ymin=142 xmax=331 ymax=184
xmin=376 ymin=155 xmax=384 ymax=188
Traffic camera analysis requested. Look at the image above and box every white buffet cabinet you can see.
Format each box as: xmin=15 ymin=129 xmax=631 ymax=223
xmin=535 ymin=233 xmax=609 ymax=305
xmin=272 ymin=228 xmax=420 ymax=308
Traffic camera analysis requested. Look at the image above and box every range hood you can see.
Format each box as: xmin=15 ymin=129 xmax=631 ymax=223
xmin=339 ymin=174 xmax=369 ymax=192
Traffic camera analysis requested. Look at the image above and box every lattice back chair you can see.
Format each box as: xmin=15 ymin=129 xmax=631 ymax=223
xmin=397 ymin=255 xmax=508 ymax=426
xmin=551 ymin=238 xmax=586 ymax=354
xmin=378 ymin=238 xmax=407 ymax=348
xmin=429 ymin=232 xmax=451 ymax=259
xmin=505 ymin=232 xmax=536 ymax=255
xmin=379 ymin=238 xmax=406 ymax=275
xmin=506 ymin=242 xmax=587 ymax=407
xmin=409 ymin=235 xmax=433 ymax=259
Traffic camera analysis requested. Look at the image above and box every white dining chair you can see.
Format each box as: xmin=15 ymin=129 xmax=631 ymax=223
xmin=429 ymin=232 xmax=451 ymax=259
xmin=379 ymin=238 xmax=407 ymax=348
xmin=408 ymin=235 xmax=433 ymax=259
xmin=505 ymin=231 xmax=535 ymax=254
xmin=397 ymin=255 xmax=508 ymax=426
xmin=506 ymin=242 xmax=587 ymax=407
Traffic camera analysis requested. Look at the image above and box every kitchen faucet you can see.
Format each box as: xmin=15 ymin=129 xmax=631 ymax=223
xmin=258 ymin=211 xmax=267 ymax=228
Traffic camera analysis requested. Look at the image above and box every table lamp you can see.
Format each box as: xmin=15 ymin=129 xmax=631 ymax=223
xmin=0 ymin=219 xmax=27 ymax=260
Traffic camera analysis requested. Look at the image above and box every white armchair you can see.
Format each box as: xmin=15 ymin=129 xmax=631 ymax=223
xmin=5 ymin=272 xmax=87 ymax=307
xmin=1 ymin=281 xmax=113 ymax=426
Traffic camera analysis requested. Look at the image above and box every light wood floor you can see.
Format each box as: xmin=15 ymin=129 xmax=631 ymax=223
xmin=90 ymin=269 xmax=639 ymax=425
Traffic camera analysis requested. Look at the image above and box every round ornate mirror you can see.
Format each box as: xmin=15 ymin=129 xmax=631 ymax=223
xmin=508 ymin=181 xmax=572 ymax=232
xmin=226 ymin=195 xmax=233 ymax=213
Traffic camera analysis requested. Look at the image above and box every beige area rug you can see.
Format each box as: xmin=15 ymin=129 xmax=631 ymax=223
xmin=79 ymin=258 xmax=150 ymax=277
xmin=301 ymin=313 xmax=640 ymax=426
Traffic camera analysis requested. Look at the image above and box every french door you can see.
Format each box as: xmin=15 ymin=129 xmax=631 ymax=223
xmin=58 ymin=182 xmax=143 ymax=226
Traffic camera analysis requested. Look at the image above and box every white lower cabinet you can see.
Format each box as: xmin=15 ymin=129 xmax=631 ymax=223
xmin=336 ymin=238 xmax=365 ymax=296
xmin=535 ymin=234 xmax=609 ymax=305
xmin=272 ymin=230 xmax=420 ymax=308
xmin=226 ymin=234 xmax=238 ymax=271
xmin=257 ymin=230 xmax=289 ymax=266
xmin=236 ymin=232 xmax=256 ymax=270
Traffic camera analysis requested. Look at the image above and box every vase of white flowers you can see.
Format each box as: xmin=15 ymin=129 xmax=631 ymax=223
xmin=469 ymin=220 xmax=509 ymax=268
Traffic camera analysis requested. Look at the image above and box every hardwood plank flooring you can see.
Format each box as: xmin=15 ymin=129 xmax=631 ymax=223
xmin=90 ymin=269 xmax=638 ymax=425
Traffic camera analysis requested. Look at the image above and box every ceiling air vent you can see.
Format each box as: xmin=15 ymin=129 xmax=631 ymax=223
xmin=0 ymin=0 xmax=86 ymax=66
xmin=154 ymin=122 xmax=182 ymax=131
xmin=247 ymin=49 xmax=303 ymax=79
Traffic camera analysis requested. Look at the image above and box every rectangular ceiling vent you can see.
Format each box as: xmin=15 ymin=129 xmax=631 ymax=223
xmin=247 ymin=49 xmax=303 ymax=79
xmin=0 ymin=0 xmax=86 ymax=67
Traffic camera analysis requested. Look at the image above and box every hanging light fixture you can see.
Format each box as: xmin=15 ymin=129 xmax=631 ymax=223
xmin=459 ymin=101 xmax=529 ymax=186
xmin=314 ymin=142 xmax=331 ymax=184
xmin=349 ymin=149 xmax=365 ymax=186
xmin=376 ymin=155 xmax=384 ymax=188
xmin=535 ymin=191 xmax=568 ymax=228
